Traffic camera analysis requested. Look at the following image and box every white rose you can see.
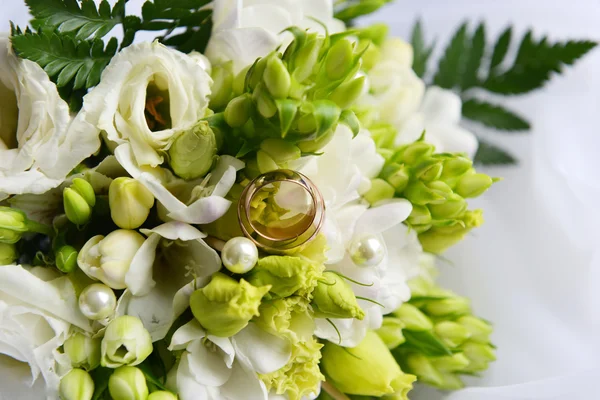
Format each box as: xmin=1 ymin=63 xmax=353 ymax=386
xmin=0 ymin=265 xmax=93 ymax=400
xmin=0 ymin=35 xmax=100 ymax=198
xmin=396 ymin=86 xmax=479 ymax=158
xmin=82 ymin=40 xmax=212 ymax=168
xmin=206 ymin=0 xmax=345 ymax=72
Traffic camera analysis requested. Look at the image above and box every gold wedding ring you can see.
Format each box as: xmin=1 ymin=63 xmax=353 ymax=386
xmin=238 ymin=169 xmax=325 ymax=253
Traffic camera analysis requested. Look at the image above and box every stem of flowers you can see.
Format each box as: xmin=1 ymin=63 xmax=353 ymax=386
xmin=204 ymin=236 xmax=226 ymax=252
xmin=322 ymin=381 xmax=350 ymax=400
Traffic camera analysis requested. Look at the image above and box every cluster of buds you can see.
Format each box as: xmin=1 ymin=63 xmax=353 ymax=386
xmin=0 ymin=206 xmax=54 ymax=265
xmin=387 ymin=273 xmax=496 ymax=390
xmin=63 ymin=178 xmax=96 ymax=226
xmin=212 ymin=28 xmax=366 ymax=176
xmin=372 ymin=136 xmax=497 ymax=253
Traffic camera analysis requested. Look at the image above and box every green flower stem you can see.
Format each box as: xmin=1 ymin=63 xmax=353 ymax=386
xmin=26 ymin=220 xmax=53 ymax=237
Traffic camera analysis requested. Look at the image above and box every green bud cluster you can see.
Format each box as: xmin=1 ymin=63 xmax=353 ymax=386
xmin=376 ymin=137 xmax=497 ymax=253
xmin=214 ymin=29 xmax=367 ymax=173
xmin=389 ymin=275 xmax=496 ymax=390
xmin=0 ymin=206 xmax=53 ymax=248
xmin=63 ymin=178 xmax=96 ymax=226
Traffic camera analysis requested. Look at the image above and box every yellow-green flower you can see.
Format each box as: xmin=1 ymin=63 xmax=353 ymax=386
xmin=311 ymin=272 xmax=364 ymax=320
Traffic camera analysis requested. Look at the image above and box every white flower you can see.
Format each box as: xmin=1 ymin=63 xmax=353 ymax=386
xmin=116 ymin=222 xmax=222 ymax=341
xmin=82 ymin=40 xmax=212 ymax=168
xmin=206 ymin=0 xmax=345 ymax=73
xmin=0 ymin=265 xmax=93 ymax=399
xmin=396 ymin=85 xmax=479 ymax=158
xmin=360 ymin=37 xmax=426 ymax=128
xmin=166 ymin=320 xmax=291 ymax=400
xmin=0 ymin=35 xmax=100 ymax=198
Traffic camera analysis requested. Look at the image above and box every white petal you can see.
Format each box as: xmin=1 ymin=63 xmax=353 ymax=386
xmin=232 ymin=324 xmax=292 ymax=374
xmin=207 ymin=335 xmax=236 ymax=369
xmin=170 ymin=320 xmax=206 ymax=351
xmin=176 ymin=355 xmax=211 ymax=400
xmin=220 ymin=360 xmax=269 ymax=400
xmin=172 ymin=277 xmax=211 ymax=319
xmin=187 ymin=340 xmax=233 ymax=386
xmin=167 ymin=196 xmax=232 ymax=224
xmin=421 ymin=86 xmax=463 ymax=124
xmin=427 ymin=122 xmax=479 ymax=159
xmin=141 ymin=221 xmax=207 ymax=241
xmin=125 ymin=233 xmax=162 ymax=296
xmin=353 ymin=199 xmax=413 ymax=236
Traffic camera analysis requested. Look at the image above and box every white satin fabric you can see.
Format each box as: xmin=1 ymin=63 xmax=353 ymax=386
xmin=1 ymin=0 xmax=599 ymax=399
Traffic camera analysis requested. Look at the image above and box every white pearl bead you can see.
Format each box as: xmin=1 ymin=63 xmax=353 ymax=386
xmin=222 ymin=237 xmax=259 ymax=274
xmin=349 ymin=234 xmax=386 ymax=267
xmin=79 ymin=283 xmax=117 ymax=320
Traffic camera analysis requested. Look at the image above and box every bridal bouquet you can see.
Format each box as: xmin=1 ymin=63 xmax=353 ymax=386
xmin=0 ymin=1 xmax=595 ymax=399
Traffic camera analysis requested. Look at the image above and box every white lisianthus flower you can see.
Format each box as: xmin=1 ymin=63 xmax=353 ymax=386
xmin=116 ymin=222 xmax=221 ymax=341
xmin=166 ymin=320 xmax=291 ymax=400
xmin=0 ymin=265 xmax=93 ymax=399
xmin=396 ymin=85 xmax=479 ymax=158
xmin=206 ymin=0 xmax=345 ymax=72
xmin=0 ymin=35 xmax=100 ymax=198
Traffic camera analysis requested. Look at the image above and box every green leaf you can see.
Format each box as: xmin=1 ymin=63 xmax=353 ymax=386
xmin=462 ymin=99 xmax=530 ymax=131
xmin=473 ymin=139 xmax=516 ymax=165
xmin=339 ymin=109 xmax=360 ymax=137
xmin=411 ymin=19 xmax=435 ymax=78
xmin=25 ymin=0 xmax=124 ymax=40
xmin=489 ymin=26 xmax=512 ymax=72
xmin=461 ymin=23 xmax=485 ymax=89
xmin=433 ymin=22 xmax=469 ymax=89
xmin=334 ymin=0 xmax=391 ymax=23
xmin=402 ymin=329 xmax=453 ymax=357
xmin=11 ymin=31 xmax=118 ymax=90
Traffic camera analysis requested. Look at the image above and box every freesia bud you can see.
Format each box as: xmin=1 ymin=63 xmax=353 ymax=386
xmin=415 ymin=160 xmax=443 ymax=182
xmin=358 ymin=23 xmax=389 ymax=46
xmin=406 ymin=205 xmax=432 ymax=226
xmin=109 ymin=178 xmax=154 ymax=229
xmin=108 ymin=366 xmax=149 ymax=400
xmin=363 ymin=178 xmax=395 ymax=205
xmin=233 ymin=65 xmax=251 ymax=95
xmin=253 ymin=82 xmax=277 ymax=118
xmin=101 ymin=316 xmax=153 ymax=368
xmin=328 ymin=76 xmax=367 ymax=109
xmin=311 ymin=271 xmax=365 ymax=320
xmin=376 ymin=317 xmax=405 ymax=349
xmin=210 ymin=63 xmax=233 ymax=110
xmin=0 ymin=207 xmax=28 ymax=244
xmin=64 ymin=188 xmax=92 ymax=225
xmin=405 ymin=353 xmax=444 ymax=388
xmin=224 ymin=94 xmax=252 ymax=128
xmin=424 ymin=296 xmax=471 ymax=317
xmin=325 ymin=39 xmax=354 ymax=81
xmin=169 ymin=120 xmax=218 ymax=180
xmin=380 ymin=163 xmax=410 ymax=193
xmin=256 ymin=150 xmax=279 ymax=173
xmin=190 ymin=272 xmax=270 ymax=337
xmin=357 ymin=39 xmax=381 ymax=71
xmin=460 ymin=342 xmax=496 ymax=372
xmin=457 ymin=315 xmax=493 ymax=343
xmin=431 ymin=353 xmax=470 ymax=372
xmin=64 ymin=333 xmax=101 ymax=371
xmin=428 ymin=194 xmax=467 ymax=219
xmin=403 ymin=181 xmax=446 ymax=206
xmin=434 ymin=321 xmax=471 ymax=348
xmin=78 ymin=230 xmax=145 ymax=289
xmin=293 ymin=35 xmax=323 ymax=83
xmin=393 ymin=303 xmax=433 ymax=331
xmin=321 ymin=331 xmax=416 ymax=396
xmin=59 ymin=368 xmax=94 ymax=400
xmin=455 ymin=172 xmax=494 ymax=198
xmin=393 ymin=141 xmax=434 ymax=165
xmin=0 ymin=243 xmax=17 ymax=264
xmin=71 ymin=178 xmax=96 ymax=207
xmin=441 ymin=156 xmax=472 ymax=182
xmin=148 ymin=391 xmax=178 ymax=400
xmin=56 ymin=245 xmax=78 ymax=273
xmin=260 ymin=139 xmax=301 ymax=164
xmin=263 ymin=55 xmax=291 ymax=99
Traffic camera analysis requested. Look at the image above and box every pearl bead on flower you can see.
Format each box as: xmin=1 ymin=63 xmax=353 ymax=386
xmin=349 ymin=234 xmax=385 ymax=267
xmin=221 ymin=237 xmax=259 ymax=274
xmin=78 ymin=283 xmax=117 ymax=320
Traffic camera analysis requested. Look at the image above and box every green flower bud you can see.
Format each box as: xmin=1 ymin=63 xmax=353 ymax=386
xmin=463 ymin=209 xmax=484 ymax=228
xmin=460 ymin=341 xmax=496 ymax=372
xmin=431 ymin=353 xmax=470 ymax=372
xmin=358 ymin=39 xmax=381 ymax=71
xmin=322 ymin=331 xmax=416 ymax=396
xmin=59 ymin=368 xmax=94 ymax=400
xmin=369 ymin=122 xmax=397 ymax=149
xmin=247 ymin=56 xmax=269 ymax=90
xmin=328 ymin=76 xmax=367 ymax=109
xmin=406 ymin=205 xmax=432 ymax=226
xmin=64 ymin=187 xmax=92 ymax=225
xmin=190 ymin=272 xmax=270 ymax=337
xmin=256 ymin=150 xmax=279 ymax=173
xmin=71 ymin=178 xmax=96 ymax=207
xmin=260 ymin=139 xmax=301 ymax=164
xmin=64 ymin=333 xmax=101 ymax=371
xmin=56 ymin=245 xmax=78 ymax=273
xmin=263 ymin=55 xmax=291 ymax=99
xmin=428 ymin=194 xmax=467 ymax=219
xmin=169 ymin=120 xmax=218 ymax=180
xmin=393 ymin=303 xmax=433 ymax=331
xmin=311 ymin=271 xmax=365 ymax=320
xmin=233 ymin=65 xmax=251 ymax=95
xmin=404 ymin=353 xmax=443 ymax=387
xmin=440 ymin=156 xmax=472 ymax=183
xmin=148 ymin=391 xmax=178 ymax=400
xmin=253 ymin=82 xmax=277 ymax=118
xmin=415 ymin=160 xmax=444 ymax=182
xmin=296 ymin=126 xmax=336 ymax=153
xmin=380 ymin=163 xmax=410 ymax=193
xmin=0 ymin=207 xmax=28 ymax=244
xmin=423 ymin=296 xmax=471 ymax=317
xmin=376 ymin=317 xmax=406 ymax=349
xmin=0 ymin=242 xmax=18 ymax=264
xmin=434 ymin=321 xmax=471 ymax=348
xmin=210 ymin=63 xmax=234 ymax=110
xmin=393 ymin=142 xmax=435 ymax=165
xmin=293 ymin=35 xmax=323 ymax=83
xmin=455 ymin=172 xmax=494 ymax=198
xmin=325 ymin=38 xmax=354 ymax=81
xmin=403 ymin=181 xmax=446 ymax=206
xmin=108 ymin=366 xmax=149 ymax=400
xmin=101 ymin=316 xmax=153 ymax=368
xmin=224 ymin=93 xmax=252 ymax=128
xmin=109 ymin=178 xmax=155 ymax=229
xmin=358 ymin=23 xmax=389 ymax=46
xmin=363 ymin=178 xmax=395 ymax=205
xmin=457 ymin=315 xmax=493 ymax=343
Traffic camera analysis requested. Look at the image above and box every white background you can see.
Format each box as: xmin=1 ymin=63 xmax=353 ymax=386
xmin=1 ymin=1 xmax=600 ymax=399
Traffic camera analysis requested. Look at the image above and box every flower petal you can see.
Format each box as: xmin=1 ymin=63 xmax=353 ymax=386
xmin=187 ymin=339 xmax=233 ymax=386
xmin=170 ymin=320 xmax=206 ymax=351
xmin=232 ymin=324 xmax=292 ymax=374
xmin=219 ymin=360 xmax=269 ymax=400
xmin=125 ymin=233 xmax=162 ymax=296
xmin=353 ymin=199 xmax=413 ymax=237
xmin=175 ymin=355 xmax=211 ymax=400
